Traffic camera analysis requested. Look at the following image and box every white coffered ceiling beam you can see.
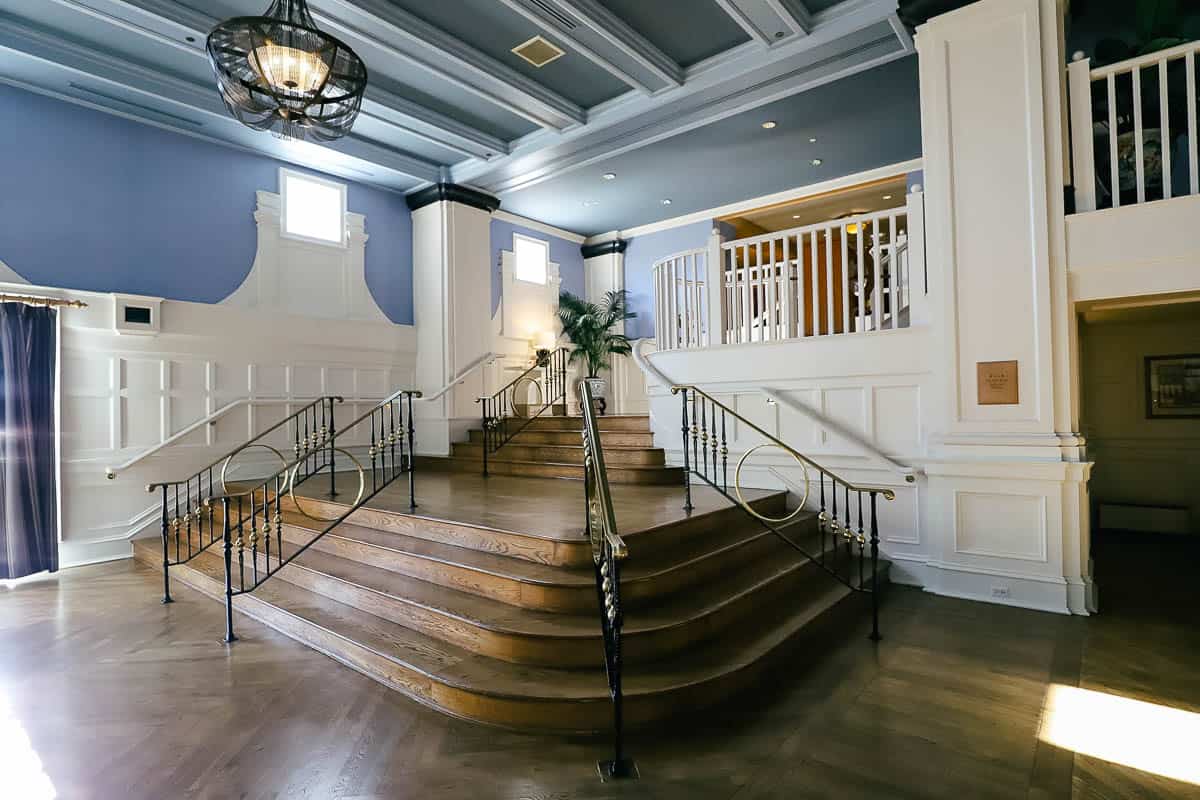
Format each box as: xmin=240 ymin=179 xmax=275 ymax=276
xmin=0 ymin=14 xmax=443 ymax=183
xmin=495 ymin=0 xmax=682 ymax=93
xmin=453 ymin=0 xmax=905 ymax=194
xmin=309 ymin=0 xmax=585 ymax=131
xmin=73 ymin=0 xmax=509 ymax=160
xmin=715 ymin=0 xmax=814 ymax=45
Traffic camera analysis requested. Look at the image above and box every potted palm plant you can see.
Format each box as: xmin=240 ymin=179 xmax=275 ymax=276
xmin=557 ymin=290 xmax=636 ymax=413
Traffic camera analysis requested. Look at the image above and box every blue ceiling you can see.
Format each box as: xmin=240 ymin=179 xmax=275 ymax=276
xmin=0 ymin=0 xmax=916 ymax=230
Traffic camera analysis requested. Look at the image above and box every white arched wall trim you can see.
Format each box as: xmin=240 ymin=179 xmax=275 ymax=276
xmin=222 ymin=190 xmax=387 ymax=322
xmin=0 ymin=259 xmax=30 ymax=284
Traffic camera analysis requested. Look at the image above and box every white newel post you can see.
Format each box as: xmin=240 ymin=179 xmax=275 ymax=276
xmin=706 ymin=226 xmax=725 ymax=346
xmin=905 ymin=188 xmax=929 ymax=325
xmin=411 ymin=189 xmax=495 ymax=455
xmin=1067 ymin=54 xmax=1097 ymax=212
xmin=917 ymin=0 xmax=1094 ymax=615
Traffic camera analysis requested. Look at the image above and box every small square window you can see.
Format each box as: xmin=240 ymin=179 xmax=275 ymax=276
xmin=513 ymin=234 xmax=548 ymax=284
xmin=280 ymin=168 xmax=346 ymax=246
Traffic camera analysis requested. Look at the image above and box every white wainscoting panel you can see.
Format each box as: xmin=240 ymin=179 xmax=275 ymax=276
xmin=57 ymin=291 xmax=415 ymax=567
xmin=954 ymin=491 xmax=1048 ymax=562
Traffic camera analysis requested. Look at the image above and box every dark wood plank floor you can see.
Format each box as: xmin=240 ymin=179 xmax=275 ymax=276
xmin=1 ymin=530 xmax=1198 ymax=800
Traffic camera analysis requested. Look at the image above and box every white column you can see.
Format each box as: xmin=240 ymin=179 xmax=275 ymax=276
xmin=917 ymin=0 xmax=1093 ymax=614
xmin=412 ymin=196 xmax=494 ymax=454
xmin=583 ymin=241 xmax=628 ymax=413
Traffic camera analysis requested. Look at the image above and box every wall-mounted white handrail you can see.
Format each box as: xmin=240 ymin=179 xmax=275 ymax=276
xmin=104 ymin=398 xmax=327 ymax=479
xmin=632 ymin=340 xmax=918 ymax=483
xmin=422 ymin=351 xmax=499 ymax=402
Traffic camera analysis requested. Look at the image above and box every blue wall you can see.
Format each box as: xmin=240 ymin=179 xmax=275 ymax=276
xmin=622 ymin=219 xmax=716 ymax=341
xmin=0 ymin=84 xmax=414 ymax=324
xmin=488 ymin=218 xmax=584 ymax=316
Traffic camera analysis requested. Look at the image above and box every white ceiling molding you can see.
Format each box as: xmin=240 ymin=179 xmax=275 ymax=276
xmin=73 ymin=0 xmax=509 ymax=160
xmin=714 ymin=0 xmax=817 ymax=44
xmin=713 ymin=0 xmax=778 ymax=46
xmin=454 ymin=0 xmax=908 ymax=195
xmin=770 ymin=0 xmax=815 ymax=35
xmin=0 ymin=15 xmax=443 ymax=183
xmin=584 ymin=157 xmax=923 ymax=242
xmin=492 ymin=209 xmax=586 ymax=244
xmin=309 ymin=0 xmax=585 ymax=131
xmin=495 ymin=0 xmax=683 ymax=93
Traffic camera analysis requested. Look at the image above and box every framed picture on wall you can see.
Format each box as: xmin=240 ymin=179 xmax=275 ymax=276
xmin=1145 ymin=354 xmax=1200 ymax=419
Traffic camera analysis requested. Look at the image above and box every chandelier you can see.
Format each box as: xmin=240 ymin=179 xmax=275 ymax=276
xmin=207 ymin=0 xmax=368 ymax=142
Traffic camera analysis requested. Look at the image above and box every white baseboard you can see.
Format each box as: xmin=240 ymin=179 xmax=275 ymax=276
xmin=59 ymin=538 xmax=135 ymax=569
xmin=889 ymin=554 xmax=1076 ymax=615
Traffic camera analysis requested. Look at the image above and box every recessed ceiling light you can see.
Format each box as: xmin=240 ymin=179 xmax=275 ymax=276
xmin=808 ymin=137 xmax=817 ymax=143
xmin=661 ymin=198 xmax=672 ymax=205
xmin=882 ymin=194 xmax=893 ymax=200
xmin=582 ymin=200 xmax=599 ymax=207
xmin=810 ymin=158 xmax=823 ymax=166
xmin=761 ymin=120 xmax=777 ymax=130
xmin=602 ymin=172 xmax=616 ymax=180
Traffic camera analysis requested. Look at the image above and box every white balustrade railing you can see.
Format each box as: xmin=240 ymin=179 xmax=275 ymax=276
xmin=1069 ymin=41 xmax=1200 ymax=212
xmin=717 ymin=208 xmax=910 ymax=346
xmin=652 ymin=248 xmax=708 ymax=350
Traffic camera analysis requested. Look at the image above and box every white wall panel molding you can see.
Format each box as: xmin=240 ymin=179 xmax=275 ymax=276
xmin=222 ymin=191 xmax=388 ymax=322
xmin=53 ymin=290 xmax=415 ymax=567
xmin=953 ymin=491 xmax=1048 ymax=562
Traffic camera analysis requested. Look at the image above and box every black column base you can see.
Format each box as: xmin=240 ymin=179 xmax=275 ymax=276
xmin=597 ymin=758 xmax=638 ymax=782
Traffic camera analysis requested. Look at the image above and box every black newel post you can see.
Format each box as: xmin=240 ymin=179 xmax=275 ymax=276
xmin=327 ymin=398 xmax=338 ymax=498
xmin=222 ymin=497 xmax=238 ymax=644
xmin=680 ymin=390 xmax=693 ymax=512
xmin=407 ymin=393 xmax=418 ymax=509
xmin=159 ymin=484 xmax=173 ymax=604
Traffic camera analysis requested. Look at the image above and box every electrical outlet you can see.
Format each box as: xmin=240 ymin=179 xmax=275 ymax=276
xmin=991 ymin=585 xmax=1011 ymax=599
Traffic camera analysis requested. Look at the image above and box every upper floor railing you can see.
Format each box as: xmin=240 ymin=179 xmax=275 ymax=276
xmin=1068 ymin=41 xmax=1200 ymax=212
xmin=651 ymin=193 xmax=925 ymax=352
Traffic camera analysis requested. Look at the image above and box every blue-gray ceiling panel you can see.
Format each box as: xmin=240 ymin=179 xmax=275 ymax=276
xmin=597 ymin=0 xmax=749 ymax=67
xmin=381 ymin=0 xmax=628 ymax=108
xmin=499 ymin=56 xmax=921 ymax=236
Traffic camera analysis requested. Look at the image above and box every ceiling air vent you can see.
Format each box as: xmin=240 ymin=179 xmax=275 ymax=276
xmin=525 ymin=0 xmax=577 ymax=29
xmin=512 ymin=35 xmax=566 ymax=68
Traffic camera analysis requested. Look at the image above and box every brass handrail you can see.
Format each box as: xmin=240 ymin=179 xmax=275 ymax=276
xmin=475 ymin=347 xmax=565 ymax=405
xmin=580 ymin=380 xmax=628 ymax=560
xmin=670 ymin=384 xmax=896 ymax=500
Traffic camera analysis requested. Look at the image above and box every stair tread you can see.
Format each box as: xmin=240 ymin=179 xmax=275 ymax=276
xmin=252 ymin=535 xmax=830 ymax=641
xmin=440 ymin=455 xmax=679 ymax=471
xmin=162 ymin=542 xmax=857 ymax=701
xmin=458 ymin=442 xmax=662 ymax=453
xmin=279 ymin=504 xmax=815 ymax=588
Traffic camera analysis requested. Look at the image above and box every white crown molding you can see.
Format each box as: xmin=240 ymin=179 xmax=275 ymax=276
xmin=492 ymin=210 xmax=586 ymax=244
xmin=586 ymin=157 xmax=922 ymax=242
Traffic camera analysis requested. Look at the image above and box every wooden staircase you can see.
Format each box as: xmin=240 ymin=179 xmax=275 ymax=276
xmin=428 ymin=414 xmax=684 ymax=484
xmin=133 ymin=475 xmax=888 ymax=733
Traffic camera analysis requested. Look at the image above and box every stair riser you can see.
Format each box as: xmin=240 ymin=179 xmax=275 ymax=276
xmin=452 ymin=443 xmax=665 ymax=466
xmin=619 ymin=497 xmax=790 ymax=561
xmin=428 ymin=457 xmax=683 ymax=485
xmin=469 ymin=430 xmax=655 ymax=448
xmin=524 ymin=416 xmax=650 ymax=433
xmin=136 ymin=541 xmax=888 ymax=733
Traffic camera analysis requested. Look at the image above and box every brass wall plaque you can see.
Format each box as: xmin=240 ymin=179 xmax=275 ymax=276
xmin=977 ymin=360 xmax=1019 ymax=405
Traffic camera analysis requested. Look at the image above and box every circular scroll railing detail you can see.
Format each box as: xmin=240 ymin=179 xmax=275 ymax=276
xmin=509 ymin=375 xmax=543 ymax=418
xmin=219 ymin=443 xmax=291 ymax=500
xmin=733 ymin=443 xmax=811 ymax=524
xmin=287 ymin=447 xmax=365 ymax=523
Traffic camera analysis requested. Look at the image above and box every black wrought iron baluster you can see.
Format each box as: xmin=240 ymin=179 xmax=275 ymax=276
xmin=831 ymin=477 xmax=838 ymax=558
xmin=680 ymin=389 xmax=693 ymax=512
xmin=236 ymin=496 xmax=245 ymax=593
xmin=818 ymin=471 xmax=826 ymax=550
xmin=869 ymin=491 xmax=881 ymax=641
xmin=482 ymin=397 xmax=490 ymax=477
xmin=691 ymin=391 xmax=700 ymax=475
xmin=249 ymin=489 xmax=259 ymax=586
xmin=721 ymin=407 xmax=728 ymax=492
xmin=303 ymin=407 xmax=312 ymax=481
xmin=159 ymin=484 xmax=172 ymax=604
xmin=275 ymin=473 xmax=283 ymax=572
xmin=221 ymin=496 xmax=237 ymax=643
xmin=699 ymin=397 xmax=708 ymax=481
xmin=406 ymin=393 xmax=417 ymax=509
xmin=389 ymin=399 xmax=398 ymax=483
xmin=369 ymin=409 xmax=379 ymax=493
xmin=856 ymin=491 xmax=864 ymax=570
xmin=208 ymin=468 xmax=216 ymax=550
xmin=327 ymin=398 xmax=338 ymax=498
xmin=173 ymin=484 xmax=181 ymax=563
xmin=843 ymin=485 xmax=851 ymax=561
xmin=185 ymin=476 xmax=193 ymax=560
xmin=263 ymin=473 xmax=272 ymax=576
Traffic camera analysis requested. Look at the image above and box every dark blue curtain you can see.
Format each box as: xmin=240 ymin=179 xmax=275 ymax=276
xmin=0 ymin=303 xmax=58 ymax=579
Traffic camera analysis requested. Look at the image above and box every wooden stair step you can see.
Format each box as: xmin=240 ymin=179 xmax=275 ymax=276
xmin=135 ymin=537 xmax=882 ymax=733
xmin=451 ymin=442 xmax=666 ymax=467
xmin=423 ymin=455 xmax=684 ymax=485
xmin=522 ymin=415 xmax=650 ymax=432
xmin=470 ymin=429 xmax=655 ymax=448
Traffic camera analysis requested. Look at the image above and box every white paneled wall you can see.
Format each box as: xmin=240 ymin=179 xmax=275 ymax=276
xmin=57 ymin=292 xmax=415 ymax=567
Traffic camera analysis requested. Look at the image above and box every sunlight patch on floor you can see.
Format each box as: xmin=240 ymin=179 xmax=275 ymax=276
xmin=0 ymin=690 xmax=57 ymax=799
xmin=1039 ymin=683 xmax=1200 ymax=786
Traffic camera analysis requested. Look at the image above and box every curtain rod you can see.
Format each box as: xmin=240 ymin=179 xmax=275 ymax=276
xmin=0 ymin=292 xmax=88 ymax=309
